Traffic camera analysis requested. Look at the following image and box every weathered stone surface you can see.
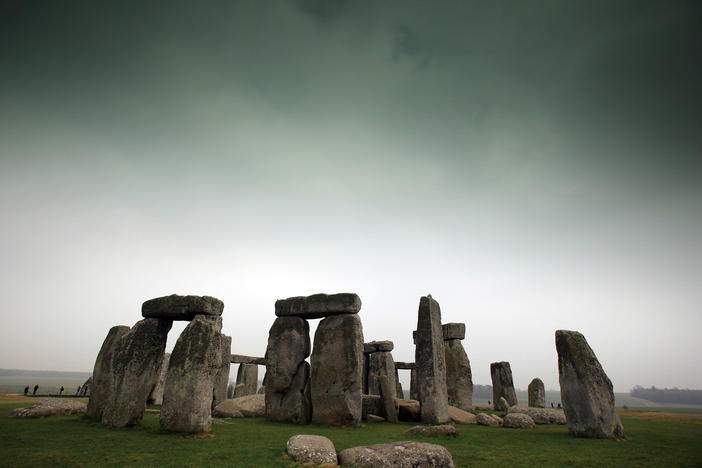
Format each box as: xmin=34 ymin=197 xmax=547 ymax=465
xmin=444 ymin=339 xmax=473 ymax=412
xmin=367 ymin=351 xmax=397 ymax=396
xmin=311 ymin=313 xmax=364 ymax=426
xmin=414 ymin=295 xmax=449 ymax=424
xmin=397 ymin=399 xmax=421 ymax=422
xmin=497 ymin=397 xmax=510 ymax=412
xmin=490 ymin=361 xmax=518 ymax=410
xmin=227 ymin=383 xmax=235 ymax=399
xmin=362 ymin=394 xmax=382 ymax=420
xmin=364 ymin=340 xmax=394 ymax=353
xmin=405 ymin=425 xmax=457 ymax=437
xmin=490 ymin=414 xmax=503 ymax=424
xmin=233 ymin=383 xmax=246 ymax=398
xmin=286 ymin=435 xmax=337 ymax=465
xmin=101 ymin=318 xmax=172 ymax=427
xmin=230 ymin=354 xmax=267 ymax=365
xmin=257 ymin=385 xmax=265 ymax=395
xmin=507 ymin=406 xmax=566 ymax=424
xmin=556 ymin=330 xmax=624 ymax=438
xmin=395 ymin=361 xmax=416 ymax=369
xmin=265 ymin=316 xmax=311 ymax=424
xmin=528 ymin=377 xmax=546 ymax=408
xmin=503 ymin=412 xmax=535 ymax=429
xmin=213 ymin=335 xmax=231 ymax=407
xmin=448 ymin=406 xmax=477 ymax=424
xmin=410 ymin=368 xmax=419 ymax=400
xmin=379 ymin=375 xmax=398 ymax=423
xmin=338 ymin=441 xmax=455 ymax=468
xmin=142 ymin=294 xmax=224 ymax=320
xmin=275 ymin=293 xmax=361 ymax=319
xmin=148 ymin=352 xmax=170 ymax=406
xmin=159 ymin=315 xmax=223 ymax=433
xmin=86 ymin=325 xmax=130 ymax=420
xmin=476 ymin=413 xmax=500 ymax=426
xmin=395 ymin=368 xmax=404 ymax=399
xmin=367 ymin=414 xmax=385 ymax=423
xmin=80 ymin=376 xmax=92 ymax=396
xmin=473 ymin=403 xmax=493 ymax=411
xmin=213 ymin=394 xmax=265 ymax=418
xmin=10 ymin=398 xmax=86 ymax=418
xmin=442 ymin=323 xmax=466 ymax=341
xmin=235 ymin=363 xmax=258 ymax=397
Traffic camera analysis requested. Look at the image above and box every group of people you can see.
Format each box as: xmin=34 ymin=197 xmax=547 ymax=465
xmin=23 ymin=385 xmax=67 ymax=396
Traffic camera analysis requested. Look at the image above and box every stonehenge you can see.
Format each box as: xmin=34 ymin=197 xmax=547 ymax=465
xmin=86 ymin=325 xmax=130 ymax=420
xmin=414 ymin=295 xmax=449 ymax=424
xmin=363 ymin=340 xmax=397 ymax=396
xmin=528 ymin=377 xmax=545 ymax=408
xmin=491 ymin=361 xmax=518 ymax=411
xmin=443 ymin=322 xmax=473 ymax=411
xmin=556 ymin=330 xmax=624 ymax=438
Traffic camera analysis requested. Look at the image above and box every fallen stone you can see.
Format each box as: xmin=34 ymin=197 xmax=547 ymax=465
xmin=448 ymin=406 xmax=477 ymax=424
xmin=405 ymin=424 xmax=457 ymax=437
xmin=364 ymin=340 xmax=394 ymax=353
xmin=310 ymin=313 xmax=364 ymax=426
xmin=9 ymin=398 xmax=86 ymax=418
xmin=142 ymin=294 xmax=224 ymax=320
xmin=444 ymin=338 xmax=473 ymax=411
xmin=476 ymin=413 xmax=500 ymax=426
xmin=507 ymin=406 xmax=566 ymax=424
xmin=148 ymin=352 xmax=170 ymax=406
xmin=490 ymin=414 xmax=503 ymax=424
xmin=101 ymin=318 xmax=172 ymax=427
xmin=367 ymin=414 xmax=385 ymax=423
xmin=556 ymin=330 xmax=624 ymax=438
xmin=338 ymin=441 xmax=455 ymax=468
xmin=414 ymin=295 xmax=449 ymax=424
xmin=213 ymin=394 xmax=265 ymax=418
xmin=497 ymin=397 xmax=510 ymax=411
xmin=275 ymin=293 xmax=361 ymax=319
xmin=159 ymin=315 xmax=223 ymax=433
xmin=490 ymin=362 xmax=518 ymax=410
xmin=503 ymin=412 xmax=535 ymax=428
xmin=397 ymin=399 xmax=421 ymax=422
xmin=528 ymin=377 xmax=546 ymax=408
xmin=442 ymin=323 xmax=466 ymax=341
xmin=265 ymin=316 xmax=311 ymax=424
xmin=472 ymin=404 xmax=493 ymax=411
xmin=286 ymin=435 xmax=337 ymax=465
xmin=86 ymin=325 xmax=130 ymax=420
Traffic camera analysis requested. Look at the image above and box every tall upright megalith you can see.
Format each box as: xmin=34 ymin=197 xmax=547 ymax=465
xmin=528 ymin=377 xmax=545 ymax=408
xmin=235 ymin=363 xmax=258 ymax=397
xmin=415 ymin=295 xmax=449 ymax=424
xmin=364 ymin=341 xmax=397 ymax=397
xmin=160 ymin=315 xmax=224 ymax=433
xmin=265 ymin=316 xmax=311 ymax=424
xmin=556 ymin=330 xmax=624 ymax=438
xmin=101 ymin=318 xmax=172 ymax=427
xmin=148 ymin=352 xmax=170 ymax=406
xmin=490 ymin=361 xmax=518 ymax=411
xmin=310 ymin=313 xmax=364 ymax=425
xmin=213 ymin=335 xmax=232 ymax=407
xmin=87 ymin=325 xmax=130 ymax=420
xmin=443 ymin=323 xmax=473 ymax=411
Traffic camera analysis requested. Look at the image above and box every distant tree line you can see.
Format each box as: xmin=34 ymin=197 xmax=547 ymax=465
xmin=630 ymin=386 xmax=702 ymax=404
xmin=473 ymin=384 xmax=493 ymax=398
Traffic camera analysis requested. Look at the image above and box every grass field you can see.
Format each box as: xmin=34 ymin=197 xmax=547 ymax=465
xmin=2 ymin=396 xmax=702 ymax=467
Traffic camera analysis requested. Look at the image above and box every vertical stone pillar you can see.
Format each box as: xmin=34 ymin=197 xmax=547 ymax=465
xmin=410 ymin=368 xmax=419 ymax=400
xmin=310 ymin=313 xmax=364 ymax=425
xmin=556 ymin=330 xmax=624 ymax=438
xmin=443 ymin=323 xmax=473 ymax=411
xmin=264 ymin=316 xmax=311 ymax=424
xmin=160 ymin=315 xmax=223 ymax=433
xmin=148 ymin=352 xmax=170 ymax=406
xmin=102 ymin=318 xmax=172 ymax=427
xmin=528 ymin=377 xmax=545 ymax=408
xmin=490 ymin=361 xmax=518 ymax=411
xmin=395 ymin=368 xmax=404 ymax=398
xmin=235 ymin=363 xmax=258 ymax=396
xmin=364 ymin=341 xmax=396 ymax=396
xmin=213 ymin=335 xmax=231 ymax=407
xmin=414 ymin=295 xmax=449 ymax=424
xmin=86 ymin=325 xmax=130 ymax=420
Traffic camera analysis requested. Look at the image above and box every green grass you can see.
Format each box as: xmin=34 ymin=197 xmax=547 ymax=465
xmin=2 ymin=396 xmax=702 ymax=467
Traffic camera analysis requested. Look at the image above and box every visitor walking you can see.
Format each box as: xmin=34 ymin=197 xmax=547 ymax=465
xmin=32 ymin=384 xmax=39 ymax=395
xmin=23 ymin=386 xmax=29 ymax=396
xmin=59 ymin=386 xmax=64 ymax=395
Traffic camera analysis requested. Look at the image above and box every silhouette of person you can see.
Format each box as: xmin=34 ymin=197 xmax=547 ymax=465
xmin=76 ymin=385 xmax=81 ymax=395
xmin=24 ymin=386 xmax=29 ymax=396
xmin=557 ymin=403 xmax=562 ymax=409
xmin=33 ymin=385 xmax=39 ymax=395
xmin=59 ymin=386 xmax=64 ymax=395
xmin=551 ymin=402 xmax=554 ymax=408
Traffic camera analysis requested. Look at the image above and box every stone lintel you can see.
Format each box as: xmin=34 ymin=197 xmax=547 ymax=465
xmin=394 ymin=361 xmax=416 ymax=370
xmin=363 ymin=340 xmax=394 ymax=353
xmin=275 ymin=293 xmax=361 ymax=319
xmin=230 ymin=354 xmax=267 ymax=365
xmin=142 ymin=294 xmax=224 ymax=320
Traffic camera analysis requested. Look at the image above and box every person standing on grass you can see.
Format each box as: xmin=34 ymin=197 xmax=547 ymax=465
xmin=59 ymin=386 xmax=64 ymax=395
xmin=24 ymin=386 xmax=29 ymax=395
xmin=32 ymin=384 xmax=39 ymax=395
xmin=76 ymin=385 xmax=81 ymax=395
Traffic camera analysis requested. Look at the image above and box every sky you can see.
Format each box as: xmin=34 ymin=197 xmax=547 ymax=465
xmin=1 ymin=0 xmax=701 ymax=393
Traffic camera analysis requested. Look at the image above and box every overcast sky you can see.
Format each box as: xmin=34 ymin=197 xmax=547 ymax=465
xmin=1 ymin=0 xmax=701 ymax=392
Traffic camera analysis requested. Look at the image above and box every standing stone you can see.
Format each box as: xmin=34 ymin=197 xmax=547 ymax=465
xmin=235 ymin=363 xmax=258 ymax=396
xmin=556 ymin=330 xmax=624 ymax=438
xmin=378 ymin=375 xmax=398 ymax=423
xmin=101 ymin=318 xmax=172 ymax=427
xmin=311 ymin=313 xmax=364 ymax=426
xmin=160 ymin=315 xmax=223 ymax=433
xmin=366 ymin=351 xmax=397 ymax=396
xmin=528 ymin=378 xmax=546 ymax=408
xmin=410 ymin=368 xmax=419 ymax=401
xmin=265 ymin=316 xmax=311 ymax=424
xmin=148 ymin=352 xmax=170 ymax=405
xmin=395 ymin=368 xmax=404 ymax=398
xmin=414 ymin=295 xmax=449 ymax=424
xmin=444 ymin=335 xmax=473 ymax=411
xmin=213 ymin=335 xmax=231 ymax=407
xmin=491 ymin=361 xmax=518 ymax=411
xmin=87 ymin=325 xmax=130 ymax=420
